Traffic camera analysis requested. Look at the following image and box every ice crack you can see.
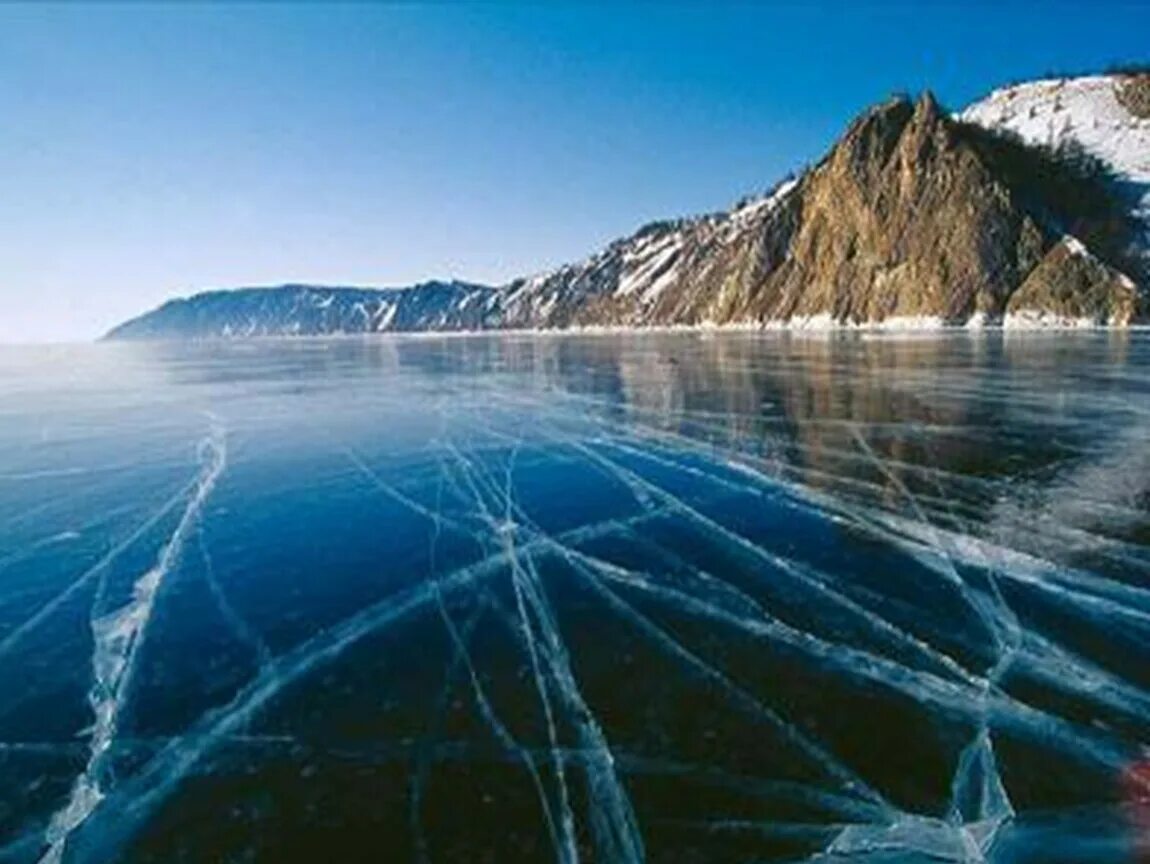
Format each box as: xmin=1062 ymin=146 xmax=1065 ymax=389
xmin=37 ymin=420 xmax=227 ymax=864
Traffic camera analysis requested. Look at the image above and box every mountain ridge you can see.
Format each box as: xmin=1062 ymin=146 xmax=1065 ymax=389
xmin=107 ymin=73 xmax=1150 ymax=340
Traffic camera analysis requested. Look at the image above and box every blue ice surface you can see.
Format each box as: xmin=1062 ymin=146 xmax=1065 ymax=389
xmin=0 ymin=331 xmax=1147 ymax=863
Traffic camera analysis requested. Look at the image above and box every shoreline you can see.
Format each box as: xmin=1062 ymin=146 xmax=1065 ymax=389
xmin=96 ymin=315 xmax=1150 ymax=345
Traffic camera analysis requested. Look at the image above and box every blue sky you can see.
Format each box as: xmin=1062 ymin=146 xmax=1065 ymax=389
xmin=2 ymin=2 xmax=1147 ymax=342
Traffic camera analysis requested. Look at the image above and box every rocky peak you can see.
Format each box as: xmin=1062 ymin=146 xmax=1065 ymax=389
xmin=757 ymin=90 xmax=1042 ymax=322
xmin=901 ymin=90 xmax=954 ymax=164
xmin=838 ymin=96 xmax=915 ymax=178
xmin=833 ymin=90 xmax=965 ymax=194
xmin=913 ymin=89 xmax=943 ymax=120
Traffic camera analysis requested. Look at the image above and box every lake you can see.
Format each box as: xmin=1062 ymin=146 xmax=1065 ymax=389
xmin=1 ymin=331 xmax=1148 ymax=863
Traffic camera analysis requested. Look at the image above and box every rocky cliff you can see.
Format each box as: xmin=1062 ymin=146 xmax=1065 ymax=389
xmin=107 ymin=75 xmax=1148 ymax=339
xmin=498 ymin=88 xmax=1144 ymax=328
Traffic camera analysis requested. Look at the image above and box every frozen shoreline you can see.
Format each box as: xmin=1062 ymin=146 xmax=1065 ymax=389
xmin=103 ymin=316 xmax=1150 ymax=344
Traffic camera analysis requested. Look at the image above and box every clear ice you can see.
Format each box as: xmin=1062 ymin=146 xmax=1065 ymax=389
xmin=0 ymin=333 xmax=1147 ymax=863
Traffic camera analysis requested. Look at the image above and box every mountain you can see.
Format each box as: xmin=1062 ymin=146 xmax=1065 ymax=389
xmin=107 ymin=73 xmax=1149 ymax=340
xmin=104 ymin=282 xmax=501 ymax=340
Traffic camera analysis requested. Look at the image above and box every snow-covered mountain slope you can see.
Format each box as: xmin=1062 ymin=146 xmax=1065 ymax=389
xmin=104 ymin=282 xmax=501 ymax=340
xmin=960 ymin=74 xmax=1150 ymax=230
xmin=109 ymin=180 xmax=804 ymax=339
xmin=496 ymin=179 xmax=800 ymax=329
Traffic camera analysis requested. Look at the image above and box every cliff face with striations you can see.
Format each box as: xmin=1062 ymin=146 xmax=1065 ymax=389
xmin=108 ymin=76 xmax=1148 ymax=340
xmin=509 ymin=89 xmax=1142 ymax=328
xmin=740 ymin=93 xmax=1051 ymax=325
xmin=755 ymin=91 xmax=1144 ymax=326
xmin=1006 ymin=237 xmax=1143 ymax=325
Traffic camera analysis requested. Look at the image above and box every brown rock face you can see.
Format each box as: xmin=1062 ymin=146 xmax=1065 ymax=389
xmin=1008 ymin=238 xmax=1145 ymax=324
xmin=1116 ymin=73 xmax=1150 ymax=119
xmin=751 ymin=93 xmax=1052 ymax=323
xmin=497 ymin=90 xmax=1143 ymax=329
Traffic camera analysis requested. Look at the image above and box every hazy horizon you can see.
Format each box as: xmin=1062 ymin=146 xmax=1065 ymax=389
xmin=3 ymin=1 xmax=1148 ymax=343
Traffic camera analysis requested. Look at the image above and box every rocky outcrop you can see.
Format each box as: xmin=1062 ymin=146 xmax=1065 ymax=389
xmin=108 ymin=76 xmax=1147 ymax=340
xmin=497 ymin=89 xmax=1142 ymax=328
xmin=1115 ymin=73 xmax=1150 ymax=120
xmin=745 ymin=93 xmax=1050 ymax=324
xmin=1006 ymin=237 xmax=1144 ymax=325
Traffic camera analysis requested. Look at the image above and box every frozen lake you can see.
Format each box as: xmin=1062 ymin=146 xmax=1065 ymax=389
xmin=1 ymin=332 xmax=1148 ymax=863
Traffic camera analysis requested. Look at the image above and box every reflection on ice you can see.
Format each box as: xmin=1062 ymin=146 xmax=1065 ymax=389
xmin=0 ymin=332 xmax=1147 ymax=863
